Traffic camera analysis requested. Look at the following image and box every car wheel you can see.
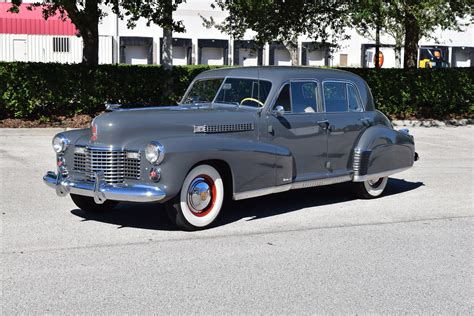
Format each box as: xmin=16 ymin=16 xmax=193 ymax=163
xmin=70 ymin=194 xmax=119 ymax=212
xmin=166 ymin=164 xmax=224 ymax=231
xmin=353 ymin=176 xmax=388 ymax=199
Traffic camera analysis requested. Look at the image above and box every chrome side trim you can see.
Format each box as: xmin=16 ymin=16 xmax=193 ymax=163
xmin=43 ymin=171 xmax=166 ymax=203
xmin=233 ymin=174 xmax=353 ymax=200
xmin=352 ymin=167 xmax=411 ymax=182
xmin=291 ymin=174 xmax=352 ymax=189
xmin=353 ymin=148 xmax=371 ymax=177
xmin=233 ymin=184 xmax=291 ymax=200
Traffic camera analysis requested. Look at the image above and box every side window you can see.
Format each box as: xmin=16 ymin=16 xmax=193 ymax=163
xmin=274 ymin=84 xmax=291 ymax=112
xmin=347 ymin=84 xmax=362 ymax=112
xmin=323 ymin=82 xmax=347 ymax=112
xmin=291 ymin=81 xmax=318 ymax=113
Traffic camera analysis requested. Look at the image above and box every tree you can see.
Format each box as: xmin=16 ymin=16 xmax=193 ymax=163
xmin=351 ymin=0 xmax=472 ymax=69
xmin=9 ymin=0 xmax=186 ymax=65
xmin=350 ymin=1 xmax=404 ymax=68
xmin=401 ymin=0 xmax=471 ymax=68
xmin=204 ymin=0 xmax=350 ymax=66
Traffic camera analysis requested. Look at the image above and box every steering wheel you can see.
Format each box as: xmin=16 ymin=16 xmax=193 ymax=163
xmin=240 ymin=97 xmax=264 ymax=107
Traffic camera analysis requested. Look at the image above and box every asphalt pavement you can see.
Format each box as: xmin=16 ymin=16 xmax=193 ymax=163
xmin=1 ymin=126 xmax=473 ymax=313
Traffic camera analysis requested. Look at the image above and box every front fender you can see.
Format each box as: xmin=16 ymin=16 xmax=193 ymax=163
xmin=352 ymin=125 xmax=415 ymax=181
xmin=155 ymin=135 xmax=291 ymax=200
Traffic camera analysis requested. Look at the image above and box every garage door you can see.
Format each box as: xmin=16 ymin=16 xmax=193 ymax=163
xmin=201 ymin=47 xmax=224 ymax=65
xmin=274 ymin=48 xmax=291 ymax=66
xmin=125 ymin=45 xmax=148 ymax=64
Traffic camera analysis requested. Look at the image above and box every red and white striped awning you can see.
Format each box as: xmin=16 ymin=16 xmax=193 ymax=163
xmin=0 ymin=3 xmax=76 ymax=35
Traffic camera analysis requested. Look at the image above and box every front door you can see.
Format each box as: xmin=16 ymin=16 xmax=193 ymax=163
xmin=266 ymin=81 xmax=327 ymax=185
xmin=322 ymin=81 xmax=368 ymax=174
xmin=13 ymin=39 xmax=26 ymax=62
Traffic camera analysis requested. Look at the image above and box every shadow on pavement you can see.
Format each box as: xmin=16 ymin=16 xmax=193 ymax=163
xmin=71 ymin=178 xmax=424 ymax=231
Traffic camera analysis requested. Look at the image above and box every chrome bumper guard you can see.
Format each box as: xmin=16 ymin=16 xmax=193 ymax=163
xmin=43 ymin=171 xmax=166 ymax=204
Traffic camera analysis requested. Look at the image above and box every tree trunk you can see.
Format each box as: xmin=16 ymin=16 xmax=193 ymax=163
xmin=283 ymin=41 xmax=299 ymax=66
xmin=65 ymin=0 xmax=100 ymax=65
xmin=162 ymin=27 xmax=173 ymax=70
xmin=403 ymin=10 xmax=420 ymax=69
xmin=289 ymin=47 xmax=299 ymax=66
xmin=394 ymin=45 xmax=402 ymax=68
xmin=82 ymin=24 xmax=99 ymax=65
xmin=161 ymin=0 xmax=173 ymax=70
xmin=375 ymin=0 xmax=381 ymax=69
xmin=375 ymin=25 xmax=380 ymax=69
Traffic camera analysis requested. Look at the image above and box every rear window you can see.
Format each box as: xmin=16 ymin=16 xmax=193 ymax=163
xmin=323 ymin=81 xmax=363 ymax=112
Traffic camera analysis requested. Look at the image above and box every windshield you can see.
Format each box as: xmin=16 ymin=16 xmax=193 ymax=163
xmin=183 ymin=77 xmax=272 ymax=107
xmin=182 ymin=78 xmax=224 ymax=104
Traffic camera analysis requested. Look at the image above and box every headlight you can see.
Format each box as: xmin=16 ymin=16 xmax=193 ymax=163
xmin=145 ymin=141 xmax=165 ymax=165
xmin=52 ymin=134 xmax=69 ymax=153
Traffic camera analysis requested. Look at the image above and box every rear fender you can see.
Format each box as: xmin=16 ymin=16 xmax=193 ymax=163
xmin=352 ymin=125 xmax=415 ymax=181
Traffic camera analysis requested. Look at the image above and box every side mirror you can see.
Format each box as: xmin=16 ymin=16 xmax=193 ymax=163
xmin=273 ymin=105 xmax=285 ymax=117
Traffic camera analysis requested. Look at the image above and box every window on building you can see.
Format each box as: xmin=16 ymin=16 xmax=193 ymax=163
xmin=339 ymin=54 xmax=348 ymax=67
xmin=53 ymin=37 xmax=70 ymax=53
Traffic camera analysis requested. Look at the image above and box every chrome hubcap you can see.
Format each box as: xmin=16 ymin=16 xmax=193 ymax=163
xmin=187 ymin=177 xmax=212 ymax=213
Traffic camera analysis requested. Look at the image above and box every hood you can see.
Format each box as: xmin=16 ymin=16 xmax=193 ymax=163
xmin=76 ymin=104 xmax=259 ymax=149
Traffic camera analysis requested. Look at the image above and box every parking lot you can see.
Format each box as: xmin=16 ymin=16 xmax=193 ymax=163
xmin=1 ymin=126 xmax=473 ymax=313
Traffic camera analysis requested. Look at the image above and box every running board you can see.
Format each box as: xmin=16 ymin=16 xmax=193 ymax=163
xmin=233 ymin=174 xmax=352 ymax=201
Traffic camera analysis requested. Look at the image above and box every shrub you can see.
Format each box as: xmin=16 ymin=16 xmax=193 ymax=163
xmin=346 ymin=67 xmax=474 ymax=118
xmin=0 ymin=62 xmax=472 ymax=119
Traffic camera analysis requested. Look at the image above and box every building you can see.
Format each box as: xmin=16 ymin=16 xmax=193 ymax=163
xmin=0 ymin=0 xmax=472 ymax=67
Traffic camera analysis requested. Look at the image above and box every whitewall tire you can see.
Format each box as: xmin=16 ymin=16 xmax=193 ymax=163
xmin=353 ymin=176 xmax=388 ymax=199
xmin=166 ymin=164 xmax=224 ymax=230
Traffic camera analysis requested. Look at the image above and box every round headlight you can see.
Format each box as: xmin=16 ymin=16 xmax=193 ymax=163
xmin=52 ymin=134 xmax=69 ymax=153
xmin=145 ymin=141 xmax=165 ymax=165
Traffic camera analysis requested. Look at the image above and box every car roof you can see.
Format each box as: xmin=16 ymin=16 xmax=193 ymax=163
xmin=192 ymin=66 xmax=374 ymax=111
xmin=195 ymin=66 xmax=364 ymax=84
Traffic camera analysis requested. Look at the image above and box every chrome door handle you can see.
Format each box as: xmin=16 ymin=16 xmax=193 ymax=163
xmin=317 ymin=120 xmax=329 ymax=128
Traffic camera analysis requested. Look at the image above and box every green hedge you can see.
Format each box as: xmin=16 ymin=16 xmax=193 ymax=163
xmin=0 ymin=62 xmax=472 ymax=119
xmin=346 ymin=67 xmax=474 ymax=118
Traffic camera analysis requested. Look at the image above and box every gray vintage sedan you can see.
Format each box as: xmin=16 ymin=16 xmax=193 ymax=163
xmin=43 ymin=67 xmax=418 ymax=230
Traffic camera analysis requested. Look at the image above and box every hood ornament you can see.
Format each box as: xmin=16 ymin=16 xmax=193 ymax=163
xmin=105 ymin=103 xmax=122 ymax=111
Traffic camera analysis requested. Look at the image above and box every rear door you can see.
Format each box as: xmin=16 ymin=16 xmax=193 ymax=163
xmin=322 ymin=81 xmax=367 ymax=174
xmin=266 ymin=80 xmax=327 ymax=184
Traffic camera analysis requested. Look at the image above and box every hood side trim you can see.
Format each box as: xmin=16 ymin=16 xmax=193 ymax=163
xmin=194 ymin=123 xmax=255 ymax=134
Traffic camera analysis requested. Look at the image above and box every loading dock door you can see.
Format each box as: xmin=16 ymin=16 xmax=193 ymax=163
xmin=172 ymin=47 xmax=187 ymax=65
xmin=274 ymin=49 xmax=292 ymax=65
xmin=201 ymin=47 xmax=224 ymax=65
xmin=239 ymin=48 xmax=258 ymax=66
xmin=124 ymin=46 xmax=148 ymax=64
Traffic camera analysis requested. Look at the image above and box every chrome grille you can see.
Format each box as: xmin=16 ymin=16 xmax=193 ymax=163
xmin=194 ymin=123 xmax=255 ymax=133
xmin=73 ymin=147 xmax=140 ymax=184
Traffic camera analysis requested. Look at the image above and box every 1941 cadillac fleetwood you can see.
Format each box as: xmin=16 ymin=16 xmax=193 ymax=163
xmin=43 ymin=67 xmax=418 ymax=230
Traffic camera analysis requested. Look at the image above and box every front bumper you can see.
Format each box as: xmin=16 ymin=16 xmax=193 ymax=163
xmin=43 ymin=171 xmax=166 ymax=204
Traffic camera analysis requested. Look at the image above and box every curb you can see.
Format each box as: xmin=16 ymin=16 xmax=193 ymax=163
xmin=392 ymin=118 xmax=474 ymax=127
